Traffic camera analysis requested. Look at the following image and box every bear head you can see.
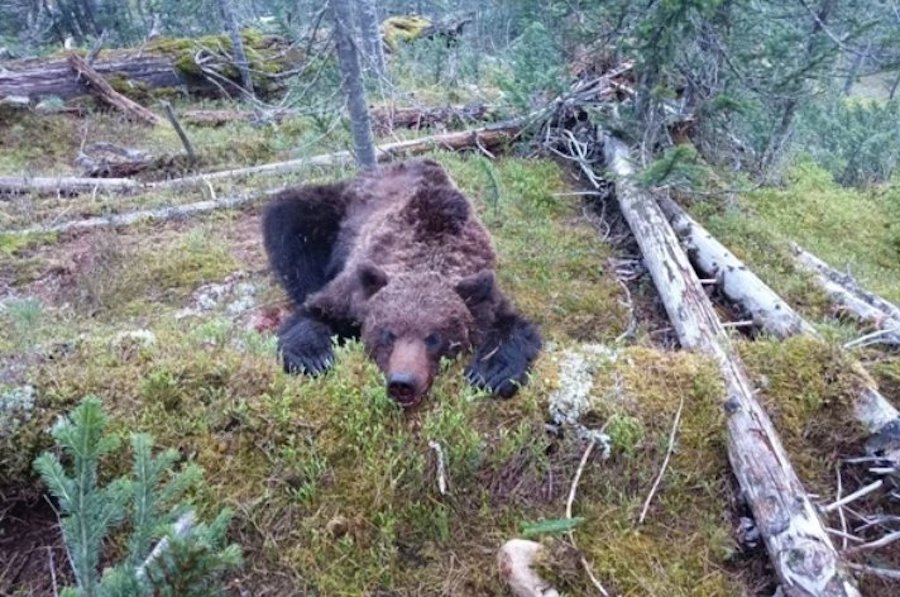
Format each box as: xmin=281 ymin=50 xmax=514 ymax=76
xmin=307 ymin=262 xmax=496 ymax=407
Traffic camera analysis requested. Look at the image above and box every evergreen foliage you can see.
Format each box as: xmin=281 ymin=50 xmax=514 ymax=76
xmin=799 ymin=98 xmax=900 ymax=187
xmin=33 ymin=397 xmax=242 ymax=597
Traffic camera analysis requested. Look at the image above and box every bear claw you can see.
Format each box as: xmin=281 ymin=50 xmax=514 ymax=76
xmin=278 ymin=313 xmax=336 ymax=376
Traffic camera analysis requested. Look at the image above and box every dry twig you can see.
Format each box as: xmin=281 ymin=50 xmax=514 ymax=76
xmin=638 ymin=397 xmax=685 ymax=524
xmin=565 ymin=439 xmax=609 ymax=596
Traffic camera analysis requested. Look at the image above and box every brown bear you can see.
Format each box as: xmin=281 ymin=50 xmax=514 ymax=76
xmin=262 ymin=159 xmax=541 ymax=407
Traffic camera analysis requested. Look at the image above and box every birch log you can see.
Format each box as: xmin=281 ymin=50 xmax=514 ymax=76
xmin=656 ymin=194 xmax=900 ymax=442
xmin=604 ymin=136 xmax=859 ymax=596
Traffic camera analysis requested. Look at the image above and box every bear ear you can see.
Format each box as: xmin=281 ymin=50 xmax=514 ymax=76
xmin=358 ymin=262 xmax=389 ymax=298
xmin=455 ymin=269 xmax=495 ymax=307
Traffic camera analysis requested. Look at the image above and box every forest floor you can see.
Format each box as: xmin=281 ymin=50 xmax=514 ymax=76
xmin=1 ymin=99 xmax=898 ymax=595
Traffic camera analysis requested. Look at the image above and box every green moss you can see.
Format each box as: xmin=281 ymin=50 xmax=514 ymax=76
xmin=868 ymin=355 xmax=900 ymax=404
xmin=0 ymin=232 xmax=57 ymax=257
xmin=437 ymin=154 xmax=630 ymax=342
xmin=738 ymin=336 xmax=866 ymax=492
xmin=3 ymin=155 xmax=756 ymax=593
xmin=146 ymin=30 xmax=295 ymax=92
xmin=382 ymin=16 xmax=433 ymax=52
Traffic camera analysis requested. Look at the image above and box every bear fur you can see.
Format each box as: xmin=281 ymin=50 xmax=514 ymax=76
xmin=262 ymin=159 xmax=541 ymax=406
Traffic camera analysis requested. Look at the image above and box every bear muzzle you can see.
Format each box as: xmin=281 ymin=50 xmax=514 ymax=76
xmin=386 ymin=339 xmax=432 ymax=407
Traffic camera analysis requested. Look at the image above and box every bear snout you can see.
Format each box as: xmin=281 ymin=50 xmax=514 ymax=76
xmin=386 ymin=339 xmax=433 ymax=407
xmin=387 ymin=372 xmax=420 ymax=405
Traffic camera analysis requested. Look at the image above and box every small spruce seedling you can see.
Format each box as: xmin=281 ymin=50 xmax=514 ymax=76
xmin=34 ymin=396 xmax=242 ymax=596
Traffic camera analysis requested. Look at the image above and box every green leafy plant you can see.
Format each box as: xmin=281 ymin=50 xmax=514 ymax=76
xmin=33 ymin=397 xmax=242 ymax=597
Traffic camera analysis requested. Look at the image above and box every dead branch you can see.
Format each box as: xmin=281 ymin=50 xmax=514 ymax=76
xmin=67 ymin=54 xmax=162 ymax=126
xmin=0 ymin=119 xmax=525 ymax=199
xmin=822 ymin=480 xmax=884 ymax=513
xmin=565 ymin=439 xmax=609 ymax=596
xmin=638 ymin=396 xmax=685 ymax=525
xmin=135 ymin=511 xmax=195 ymax=581
xmin=160 ymin=100 xmax=197 ymax=165
xmin=156 ymin=118 xmax=524 ymax=190
xmin=603 ymin=136 xmax=858 ymax=596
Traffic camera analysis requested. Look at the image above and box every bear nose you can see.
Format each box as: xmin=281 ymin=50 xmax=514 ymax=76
xmin=387 ymin=372 xmax=419 ymax=406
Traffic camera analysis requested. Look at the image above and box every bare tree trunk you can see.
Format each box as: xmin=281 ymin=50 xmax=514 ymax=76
xmin=330 ymin=0 xmax=377 ymax=168
xmin=889 ymin=70 xmax=900 ymax=100
xmin=842 ymin=42 xmax=870 ymax=96
xmin=356 ymin=0 xmax=386 ymax=78
xmin=218 ymin=0 xmax=254 ymax=98
xmin=605 ymin=136 xmax=859 ymax=596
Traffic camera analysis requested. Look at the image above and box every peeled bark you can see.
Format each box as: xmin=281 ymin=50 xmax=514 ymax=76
xmin=605 ymin=137 xmax=859 ymax=597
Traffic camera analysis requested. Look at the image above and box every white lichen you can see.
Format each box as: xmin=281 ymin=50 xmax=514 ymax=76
xmin=547 ymin=343 xmax=616 ymax=457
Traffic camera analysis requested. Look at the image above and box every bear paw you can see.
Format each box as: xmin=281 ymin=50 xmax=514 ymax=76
xmin=465 ymin=316 xmax=541 ymax=398
xmin=278 ymin=314 xmax=335 ymax=375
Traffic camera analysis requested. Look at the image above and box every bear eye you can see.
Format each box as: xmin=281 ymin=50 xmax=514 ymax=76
xmin=424 ymin=333 xmax=442 ymax=351
xmin=381 ymin=330 xmax=396 ymax=345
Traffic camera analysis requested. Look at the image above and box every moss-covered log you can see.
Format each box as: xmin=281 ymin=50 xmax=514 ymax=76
xmin=0 ymin=31 xmax=300 ymax=102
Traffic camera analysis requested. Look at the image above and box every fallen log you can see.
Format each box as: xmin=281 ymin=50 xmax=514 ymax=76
xmin=370 ymin=103 xmax=490 ymax=134
xmin=791 ymin=243 xmax=900 ymax=327
xmin=67 ymin=54 xmax=162 ymax=126
xmin=0 ymin=33 xmax=298 ymax=102
xmin=8 ymin=187 xmax=284 ymax=236
xmin=0 ymin=175 xmax=143 ymax=196
xmin=159 ymin=118 xmax=523 ymax=190
xmin=604 ymin=136 xmax=858 ymax=596
xmin=657 ymin=194 xmax=900 ymax=454
xmin=180 ymin=109 xmax=293 ymax=127
xmin=2 ymin=120 xmax=523 ymax=232
xmin=657 ymin=194 xmax=816 ymax=339
xmin=0 ymin=119 xmax=523 ymax=199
